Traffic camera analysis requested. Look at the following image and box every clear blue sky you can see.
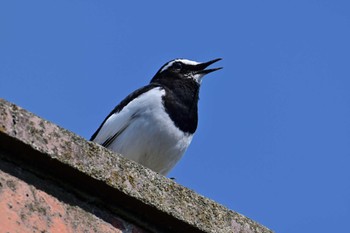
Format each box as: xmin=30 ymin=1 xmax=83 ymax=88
xmin=1 ymin=1 xmax=349 ymax=232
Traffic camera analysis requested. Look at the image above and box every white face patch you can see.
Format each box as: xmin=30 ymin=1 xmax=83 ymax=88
xmin=160 ymin=59 xmax=200 ymax=73
xmin=191 ymin=73 xmax=205 ymax=84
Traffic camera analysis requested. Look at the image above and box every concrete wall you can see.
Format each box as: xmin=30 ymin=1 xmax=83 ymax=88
xmin=0 ymin=99 xmax=273 ymax=233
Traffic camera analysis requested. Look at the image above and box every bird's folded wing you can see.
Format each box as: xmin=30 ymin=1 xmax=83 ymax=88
xmin=91 ymin=109 xmax=138 ymax=147
xmin=101 ymin=122 xmax=129 ymax=147
xmin=90 ymin=84 xmax=162 ymax=143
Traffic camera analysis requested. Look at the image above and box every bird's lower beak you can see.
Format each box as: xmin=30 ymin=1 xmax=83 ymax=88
xmin=195 ymin=58 xmax=223 ymax=75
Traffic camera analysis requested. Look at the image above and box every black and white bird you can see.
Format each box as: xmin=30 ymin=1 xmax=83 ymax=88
xmin=90 ymin=58 xmax=222 ymax=175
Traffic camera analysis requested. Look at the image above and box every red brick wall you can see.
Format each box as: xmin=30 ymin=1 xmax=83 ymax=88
xmin=0 ymin=160 xmax=146 ymax=233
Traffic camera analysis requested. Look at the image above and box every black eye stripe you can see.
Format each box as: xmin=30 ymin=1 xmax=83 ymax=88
xmin=172 ymin=62 xmax=183 ymax=70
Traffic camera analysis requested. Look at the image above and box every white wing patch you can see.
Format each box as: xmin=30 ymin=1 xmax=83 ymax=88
xmin=92 ymin=88 xmax=164 ymax=145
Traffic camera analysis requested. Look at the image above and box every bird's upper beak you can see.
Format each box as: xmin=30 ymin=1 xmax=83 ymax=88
xmin=195 ymin=58 xmax=223 ymax=75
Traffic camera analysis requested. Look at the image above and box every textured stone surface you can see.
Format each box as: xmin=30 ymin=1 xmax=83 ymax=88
xmin=0 ymin=98 xmax=273 ymax=233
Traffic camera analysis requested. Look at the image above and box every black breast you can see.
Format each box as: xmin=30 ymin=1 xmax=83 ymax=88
xmin=158 ymin=78 xmax=200 ymax=134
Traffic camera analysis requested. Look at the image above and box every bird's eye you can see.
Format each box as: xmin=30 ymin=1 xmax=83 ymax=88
xmin=172 ymin=62 xmax=182 ymax=70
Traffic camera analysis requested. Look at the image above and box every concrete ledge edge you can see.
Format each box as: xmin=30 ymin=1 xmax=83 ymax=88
xmin=0 ymin=98 xmax=273 ymax=233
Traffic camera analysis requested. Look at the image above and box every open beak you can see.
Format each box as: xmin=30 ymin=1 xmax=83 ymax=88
xmin=195 ymin=58 xmax=223 ymax=75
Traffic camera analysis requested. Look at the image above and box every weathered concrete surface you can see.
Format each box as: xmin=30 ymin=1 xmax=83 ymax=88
xmin=0 ymin=98 xmax=273 ymax=233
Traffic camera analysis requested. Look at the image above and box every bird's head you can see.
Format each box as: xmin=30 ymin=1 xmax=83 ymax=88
xmin=151 ymin=58 xmax=222 ymax=85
